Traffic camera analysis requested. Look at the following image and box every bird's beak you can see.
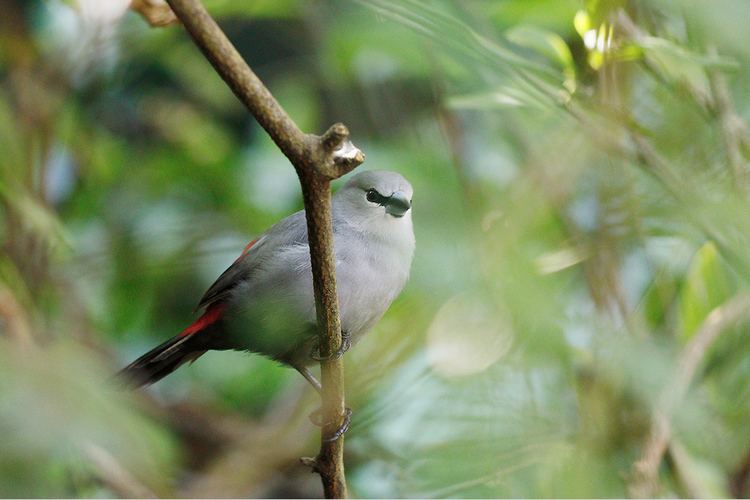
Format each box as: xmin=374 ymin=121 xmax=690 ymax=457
xmin=385 ymin=191 xmax=411 ymax=218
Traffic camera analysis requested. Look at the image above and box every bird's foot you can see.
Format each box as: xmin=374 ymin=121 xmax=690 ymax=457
xmin=308 ymin=407 xmax=353 ymax=442
xmin=310 ymin=331 xmax=351 ymax=361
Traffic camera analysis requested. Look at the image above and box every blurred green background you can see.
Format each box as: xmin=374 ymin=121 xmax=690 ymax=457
xmin=3 ymin=0 xmax=750 ymax=497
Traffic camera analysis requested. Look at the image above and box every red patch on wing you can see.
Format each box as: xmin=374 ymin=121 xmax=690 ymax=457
xmin=234 ymin=237 xmax=259 ymax=263
xmin=179 ymin=303 xmax=227 ymax=337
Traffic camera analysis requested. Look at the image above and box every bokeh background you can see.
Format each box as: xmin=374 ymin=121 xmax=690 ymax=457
xmin=3 ymin=0 xmax=750 ymax=497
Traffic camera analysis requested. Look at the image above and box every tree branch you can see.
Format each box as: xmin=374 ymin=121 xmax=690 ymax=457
xmin=84 ymin=442 xmax=157 ymax=499
xmin=163 ymin=1 xmax=365 ymax=496
xmin=130 ymin=0 xmax=178 ymax=27
xmin=628 ymin=293 xmax=750 ymax=497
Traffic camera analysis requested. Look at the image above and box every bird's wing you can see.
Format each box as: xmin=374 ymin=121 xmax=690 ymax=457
xmin=196 ymin=210 xmax=308 ymax=311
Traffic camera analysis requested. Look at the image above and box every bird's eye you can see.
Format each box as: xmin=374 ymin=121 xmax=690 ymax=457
xmin=366 ymin=189 xmax=380 ymax=203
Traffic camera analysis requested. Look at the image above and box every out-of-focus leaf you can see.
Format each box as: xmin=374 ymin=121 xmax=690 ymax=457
xmin=678 ymin=242 xmax=734 ymax=342
xmin=0 ymin=340 xmax=177 ymax=496
xmin=426 ymin=293 xmax=513 ymax=377
xmin=322 ymin=7 xmax=433 ymax=82
xmin=0 ymin=95 xmax=25 ymax=175
xmin=584 ymin=0 xmax=627 ymax=26
xmin=0 ymin=187 xmax=72 ymax=252
xmin=636 ymin=35 xmax=738 ymax=98
xmin=160 ymin=43 xmax=239 ymax=113
xmin=506 ymin=25 xmax=576 ymax=91
xmin=0 ymin=256 xmax=34 ymax=315
xmin=447 ymin=88 xmax=530 ymax=110
xmin=639 ymin=270 xmax=678 ymax=332
xmin=139 ymin=96 xmax=234 ymax=165
xmin=477 ymin=0 xmax=580 ymax=33
xmin=682 ymin=0 xmax=750 ymax=59
xmin=204 ymin=0 xmax=301 ymax=18
xmin=362 ymin=0 xmax=564 ymax=83
xmin=574 ymin=10 xmax=592 ymax=38
xmin=669 ymin=441 xmax=730 ymax=498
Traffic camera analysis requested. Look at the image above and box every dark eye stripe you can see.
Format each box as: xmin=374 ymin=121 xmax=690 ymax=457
xmin=366 ymin=189 xmax=388 ymax=205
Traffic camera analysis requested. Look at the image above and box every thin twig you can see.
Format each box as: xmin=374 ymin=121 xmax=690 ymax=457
xmin=84 ymin=442 xmax=157 ymax=498
xmin=629 ymin=293 xmax=750 ymax=497
xmin=163 ymin=0 xmax=365 ymax=496
xmin=130 ymin=0 xmax=178 ymax=27
xmin=618 ymin=11 xmax=750 ymax=183
xmin=707 ymin=45 xmax=749 ymax=187
xmin=0 ymin=286 xmax=35 ymax=350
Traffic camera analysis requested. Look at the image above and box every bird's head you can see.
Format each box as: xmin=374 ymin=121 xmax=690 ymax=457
xmin=334 ymin=169 xmax=415 ymax=245
xmin=338 ymin=169 xmax=413 ymax=217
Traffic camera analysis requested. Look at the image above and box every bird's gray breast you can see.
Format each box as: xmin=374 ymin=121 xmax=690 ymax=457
xmin=335 ymin=233 xmax=409 ymax=343
xmin=224 ymin=217 xmax=410 ymax=363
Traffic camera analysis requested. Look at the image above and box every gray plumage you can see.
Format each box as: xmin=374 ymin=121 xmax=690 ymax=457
xmin=120 ymin=170 xmax=415 ymax=386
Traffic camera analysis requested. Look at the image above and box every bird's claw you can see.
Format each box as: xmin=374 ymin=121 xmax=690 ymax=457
xmin=324 ymin=408 xmax=352 ymax=442
xmin=308 ymin=407 xmax=353 ymax=442
xmin=310 ymin=331 xmax=351 ymax=361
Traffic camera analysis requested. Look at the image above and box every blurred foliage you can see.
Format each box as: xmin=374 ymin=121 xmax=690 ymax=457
xmin=3 ymin=0 xmax=750 ymax=497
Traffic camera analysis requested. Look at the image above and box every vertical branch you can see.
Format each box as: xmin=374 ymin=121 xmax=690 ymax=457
xmin=298 ymin=171 xmax=347 ymax=497
xmin=162 ymin=1 xmax=364 ymax=497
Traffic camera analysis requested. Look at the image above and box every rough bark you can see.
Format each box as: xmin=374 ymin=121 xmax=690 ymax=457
xmin=162 ymin=1 xmax=364 ymax=496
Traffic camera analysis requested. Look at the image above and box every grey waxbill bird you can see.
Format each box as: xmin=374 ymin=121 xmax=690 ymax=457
xmin=118 ymin=170 xmax=414 ymax=416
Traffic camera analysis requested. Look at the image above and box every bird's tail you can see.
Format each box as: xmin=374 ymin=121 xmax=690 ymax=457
xmin=117 ymin=303 xmax=227 ymax=388
xmin=117 ymin=334 xmax=207 ymax=388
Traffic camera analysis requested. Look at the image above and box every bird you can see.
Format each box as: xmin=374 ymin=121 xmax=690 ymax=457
xmin=119 ymin=170 xmax=414 ymax=399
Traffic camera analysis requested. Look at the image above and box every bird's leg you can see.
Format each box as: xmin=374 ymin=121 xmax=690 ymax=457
xmin=295 ymin=362 xmax=352 ymax=442
xmin=295 ymin=365 xmax=322 ymax=394
xmin=310 ymin=330 xmax=351 ymax=361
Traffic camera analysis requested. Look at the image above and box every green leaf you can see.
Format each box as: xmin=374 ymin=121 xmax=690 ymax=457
xmin=678 ymin=242 xmax=734 ymax=342
xmin=636 ymin=36 xmax=738 ymax=98
xmin=0 ymin=340 xmax=178 ymax=496
xmin=640 ymin=270 xmax=678 ymax=332
xmin=204 ymin=0 xmax=301 ymax=18
xmin=506 ymin=25 xmax=576 ymax=91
